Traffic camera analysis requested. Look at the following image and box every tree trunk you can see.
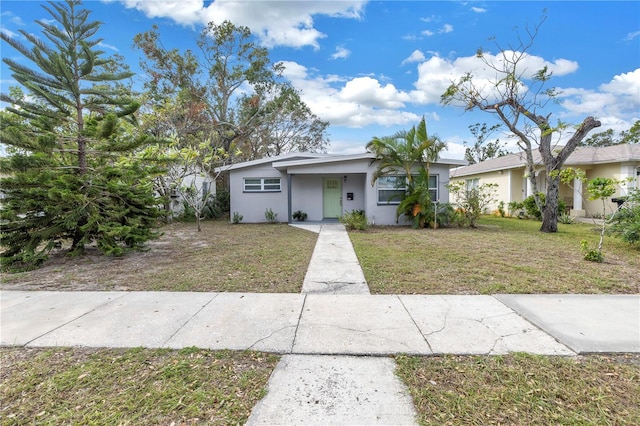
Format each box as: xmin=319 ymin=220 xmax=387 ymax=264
xmin=541 ymin=174 xmax=560 ymax=232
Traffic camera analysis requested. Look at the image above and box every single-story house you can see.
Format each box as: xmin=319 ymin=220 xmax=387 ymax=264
xmin=449 ymin=144 xmax=640 ymax=217
xmin=218 ymin=152 xmax=466 ymax=225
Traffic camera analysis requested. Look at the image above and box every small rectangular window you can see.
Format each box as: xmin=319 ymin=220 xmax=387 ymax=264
xmin=244 ymin=177 xmax=281 ymax=192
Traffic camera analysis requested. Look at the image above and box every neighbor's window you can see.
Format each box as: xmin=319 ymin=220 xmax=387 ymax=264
xmin=377 ymin=175 xmax=439 ymax=204
xmin=466 ymin=178 xmax=479 ymax=191
xmin=243 ymin=177 xmax=281 ymax=192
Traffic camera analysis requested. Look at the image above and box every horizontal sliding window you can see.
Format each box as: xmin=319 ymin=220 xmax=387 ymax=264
xmin=243 ymin=177 xmax=281 ymax=192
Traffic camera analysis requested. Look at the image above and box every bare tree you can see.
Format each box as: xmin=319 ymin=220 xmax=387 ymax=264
xmin=441 ymin=14 xmax=601 ymax=232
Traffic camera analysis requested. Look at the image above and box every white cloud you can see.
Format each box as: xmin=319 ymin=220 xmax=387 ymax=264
xmin=331 ymin=46 xmax=351 ymax=60
xmin=409 ymin=52 xmax=580 ymax=105
xmin=401 ymin=50 xmax=426 ymax=66
xmin=624 ymin=31 xmax=640 ymax=42
xmin=118 ymin=0 xmax=366 ymax=49
xmin=279 ymin=61 xmax=419 ymax=128
xmin=339 ymin=77 xmax=411 ymax=109
xmin=471 ymin=7 xmax=487 ymax=13
xmin=422 ymin=24 xmax=454 ymax=37
xmin=98 ymin=42 xmax=119 ymax=52
xmin=558 ymin=69 xmax=640 ymax=121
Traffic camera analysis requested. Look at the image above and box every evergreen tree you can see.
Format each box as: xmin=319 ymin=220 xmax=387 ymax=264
xmin=1 ymin=1 xmax=160 ymax=271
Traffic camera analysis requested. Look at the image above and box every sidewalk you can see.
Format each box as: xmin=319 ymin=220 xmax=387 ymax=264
xmin=1 ymin=223 xmax=639 ymax=425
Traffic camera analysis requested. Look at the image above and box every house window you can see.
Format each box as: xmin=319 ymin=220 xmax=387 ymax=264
xmin=243 ymin=177 xmax=281 ymax=192
xmin=377 ymin=175 xmax=439 ymax=204
xmin=466 ymin=178 xmax=479 ymax=190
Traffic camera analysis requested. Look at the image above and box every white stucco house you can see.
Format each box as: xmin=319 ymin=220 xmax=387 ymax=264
xmin=217 ymin=152 xmax=466 ymax=225
xmin=449 ymin=144 xmax=640 ymax=217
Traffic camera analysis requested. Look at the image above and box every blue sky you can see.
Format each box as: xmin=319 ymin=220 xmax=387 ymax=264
xmin=1 ymin=1 xmax=639 ymax=159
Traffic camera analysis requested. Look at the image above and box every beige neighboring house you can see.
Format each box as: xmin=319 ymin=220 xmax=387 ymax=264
xmin=450 ymin=144 xmax=640 ymax=217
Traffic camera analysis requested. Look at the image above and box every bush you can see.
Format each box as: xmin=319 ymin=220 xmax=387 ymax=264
xmin=447 ymin=181 xmax=498 ymax=228
xmin=265 ymin=208 xmax=278 ymax=223
xmin=214 ymin=190 xmax=230 ymax=215
xmin=292 ymin=210 xmax=308 ymax=221
xmin=340 ymin=210 xmax=368 ymax=231
xmin=559 ymin=212 xmax=575 ymax=224
xmin=609 ymin=189 xmax=640 ymax=246
xmin=522 ymin=193 xmax=566 ymax=220
xmin=580 ymin=240 xmax=604 ymax=262
xmin=232 ymin=212 xmax=243 ymax=224
xmin=497 ymin=201 xmax=506 ymax=217
xmin=508 ymin=201 xmax=525 ymax=218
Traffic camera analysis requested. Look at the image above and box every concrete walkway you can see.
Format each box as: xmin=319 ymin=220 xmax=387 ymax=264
xmin=1 ymin=223 xmax=639 ymax=425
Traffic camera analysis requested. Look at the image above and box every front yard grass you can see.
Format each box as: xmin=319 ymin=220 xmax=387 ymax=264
xmin=396 ymin=353 xmax=640 ymax=425
xmin=350 ymin=216 xmax=639 ymax=294
xmin=1 ymin=221 xmax=317 ymax=293
xmin=0 ymin=347 xmax=279 ymax=425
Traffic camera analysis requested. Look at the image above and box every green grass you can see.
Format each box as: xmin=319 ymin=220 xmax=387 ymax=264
xmin=0 ymin=347 xmax=279 ymax=425
xmin=349 ymin=216 xmax=639 ymax=294
xmin=395 ymin=353 xmax=640 ymax=425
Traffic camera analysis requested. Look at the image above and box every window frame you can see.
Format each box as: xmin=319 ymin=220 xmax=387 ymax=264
xmin=376 ymin=174 xmax=439 ymax=205
xmin=243 ymin=177 xmax=282 ymax=193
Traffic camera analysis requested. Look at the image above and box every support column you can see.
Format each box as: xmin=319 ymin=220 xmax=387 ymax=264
xmin=570 ymin=177 xmax=585 ymax=217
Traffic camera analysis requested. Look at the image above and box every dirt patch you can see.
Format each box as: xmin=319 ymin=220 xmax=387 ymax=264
xmin=1 ymin=221 xmax=317 ymax=293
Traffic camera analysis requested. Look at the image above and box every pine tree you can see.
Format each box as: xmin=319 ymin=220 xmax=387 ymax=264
xmin=1 ymin=1 xmax=161 ymax=271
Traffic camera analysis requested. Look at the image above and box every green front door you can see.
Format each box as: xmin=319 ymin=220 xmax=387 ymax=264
xmin=323 ymin=177 xmax=342 ymax=218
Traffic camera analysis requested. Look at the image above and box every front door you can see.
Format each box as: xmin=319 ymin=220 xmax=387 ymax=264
xmin=323 ymin=177 xmax=342 ymax=218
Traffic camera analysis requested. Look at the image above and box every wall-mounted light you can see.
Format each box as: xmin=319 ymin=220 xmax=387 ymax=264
xmin=343 ymin=175 xmax=348 ymax=182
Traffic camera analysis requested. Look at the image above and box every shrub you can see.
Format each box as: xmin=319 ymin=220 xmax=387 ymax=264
xmin=580 ymin=240 xmax=604 ymax=263
xmin=508 ymin=201 xmax=525 ymax=218
xmin=292 ymin=210 xmax=308 ymax=221
xmin=447 ymin=181 xmax=498 ymax=228
xmin=214 ymin=190 xmax=230 ymax=215
xmin=522 ymin=193 xmax=566 ymax=220
xmin=559 ymin=212 xmax=575 ymax=224
xmin=497 ymin=201 xmax=506 ymax=217
xmin=609 ymin=189 xmax=640 ymax=246
xmin=232 ymin=212 xmax=243 ymax=224
xmin=265 ymin=208 xmax=278 ymax=223
xmin=340 ymin=210 xmax=368 ymax=231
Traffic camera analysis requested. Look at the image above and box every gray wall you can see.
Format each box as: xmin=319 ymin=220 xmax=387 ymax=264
xmin=229 ymin=163 xmax=288 ymax=223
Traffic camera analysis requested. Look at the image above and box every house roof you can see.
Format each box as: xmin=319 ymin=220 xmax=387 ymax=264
xmin=450 ymin=144 xmax=640 ymax=178
xmin=218 ymin=152 xmax=328 ymax=172
xmin=221 ymin=151 xmax=467 ymax=173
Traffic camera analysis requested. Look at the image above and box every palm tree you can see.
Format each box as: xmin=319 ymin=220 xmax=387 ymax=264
xmin=366 ymin=117 xmax=446 ymax=227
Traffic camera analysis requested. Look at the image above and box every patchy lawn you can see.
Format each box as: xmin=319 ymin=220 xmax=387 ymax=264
xmin=396 ymin=353 xmax=640 ymax=425
xmin=1 ymin=221 xmax=317 ymax=293
xmin=0 ymin=347 xmax=279 ymax=425
xmin=350 ymin=217 xmax=640 ymax=294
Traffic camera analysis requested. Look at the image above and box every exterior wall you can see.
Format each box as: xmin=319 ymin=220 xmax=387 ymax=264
xmin=342 ymin=173 xmax=367 ymax=214
xmin=450 ymin=170 xmax=511 ymax=213
xmin=290 ymin=175 xmax=323 ymax=222
xmin=509 ymin=168 xmax=526 ymax=203
xmin=229 ymin=163 xmax=288 ymax=223
xmin=366 ymin=163 xmax=453 ymax=226
xmin=582 ymin=163 xmax=636 ymax=216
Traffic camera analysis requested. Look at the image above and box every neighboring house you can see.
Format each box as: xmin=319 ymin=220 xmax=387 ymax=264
xmin=449 ymin=144 xmax=640 ymax=217
xmin=218 ymin=152 xmax=466 ymax=225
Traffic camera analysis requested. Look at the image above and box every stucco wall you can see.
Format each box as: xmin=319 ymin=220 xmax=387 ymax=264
xmin=582 ymin=163 xmax=638 ymax=216
xmin=229 ymin=163 xmax=288 ymax=223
